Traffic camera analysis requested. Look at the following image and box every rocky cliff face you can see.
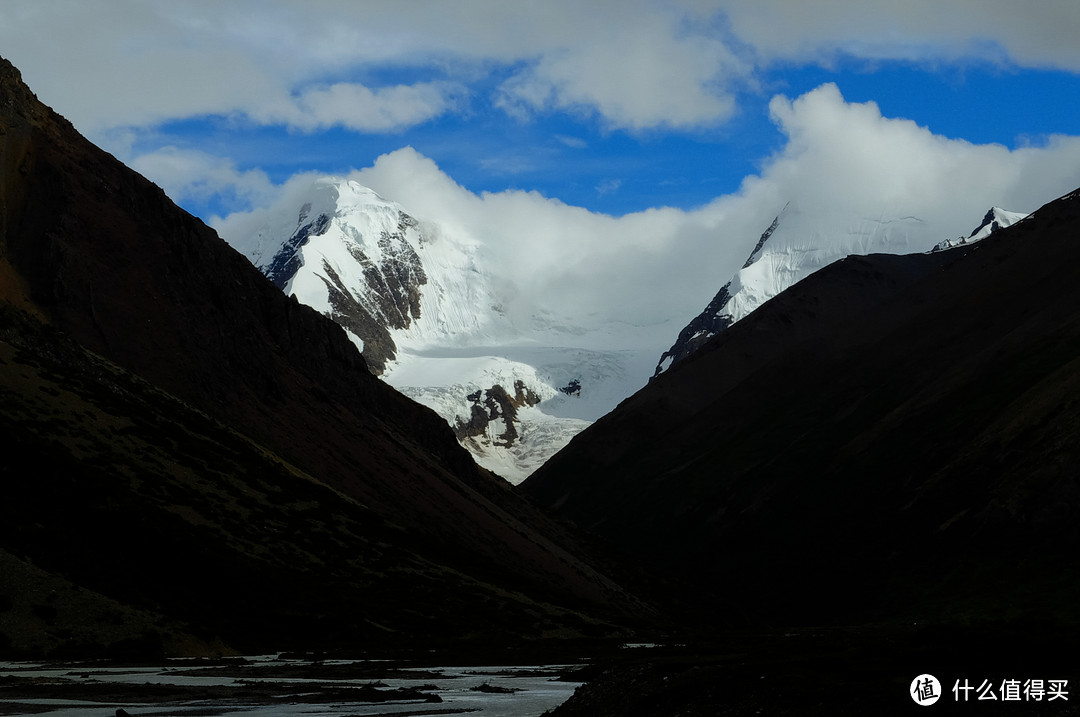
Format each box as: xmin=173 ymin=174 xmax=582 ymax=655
xmin=257 ymin=192 xmax=430 ymax=373
xmin=0 ymin=56 xmax=643 ymax=657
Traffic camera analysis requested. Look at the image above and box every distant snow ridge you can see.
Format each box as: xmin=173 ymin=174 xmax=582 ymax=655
xmin=654 ymin=203 xmax=1027 ymax=377
xmin=223 ymin=176 xmax=648 ymax=484
xmin=931 ymin=207 xmax=1027 ymax=252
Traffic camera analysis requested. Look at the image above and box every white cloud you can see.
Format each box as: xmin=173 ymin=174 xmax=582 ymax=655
xmin=762 ymin=83 xmax=1080 ymax=216
xmin=494 ymin=9 xmax=747 ymax=131
xmin=719 ymin=0 xmax=1080 ymax=70
xmin=0 ymin=1 xmax=281 ymax=133
xmin=131 ymin=147 xmax=276 ymax=217
xmin=555 ymin=135 xmax=589 ymax=149
xmin=595 ymin=179 xmax=623 ymax=196
xmin=0 ymin=1 xmax=467 ymax=135
xmin=256 ymin=80 xmax=464 ymax=133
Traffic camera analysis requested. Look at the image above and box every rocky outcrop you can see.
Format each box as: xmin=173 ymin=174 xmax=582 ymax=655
xmin=455 ymin=380 xmax=542 ymax=447
xmin=326 ymin=210 xmax=427 ymax=372
xmin=559 ymin=378 xmax=581 ymax=396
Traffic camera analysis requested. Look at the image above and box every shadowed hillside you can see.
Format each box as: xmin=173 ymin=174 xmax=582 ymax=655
xmin=525 ymin=188 xmax=1080 ymax=714
xmin=0 ymin=56 xmax=646 ymax=658
xmin=525 ymin=186 xmax=1080 ymax=628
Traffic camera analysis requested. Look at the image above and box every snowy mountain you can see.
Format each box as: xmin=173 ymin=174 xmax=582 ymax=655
xmin=654 ymin=202 xmax=1027 ymax=376
xmin=223 ymin=177 xmax=652 ymax=483
xmin=227 ymin=179 xmax=495 ymax=373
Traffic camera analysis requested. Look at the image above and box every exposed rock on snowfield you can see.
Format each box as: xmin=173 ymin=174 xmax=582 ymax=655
xmin=652 ymin=210 xmax=783 ymax=376
xmin=455 ymin=380 xmax=543 ymax=447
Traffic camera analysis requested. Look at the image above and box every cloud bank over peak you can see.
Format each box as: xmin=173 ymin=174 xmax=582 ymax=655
xmin=765 ymin=83 xmax=1080 ymax=215
xmin=212 ymin=84 xmax=1080 ymax=351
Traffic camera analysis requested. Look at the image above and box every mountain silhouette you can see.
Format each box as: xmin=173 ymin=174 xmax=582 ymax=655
xmin=525 ymin=186 xmax=1080 ymax=627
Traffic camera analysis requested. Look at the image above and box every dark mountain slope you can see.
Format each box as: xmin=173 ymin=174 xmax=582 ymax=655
xmin=523 ymin=186 xmax=1080 ymax=627
xmin=0 ymin=57 xmax=643 ymax=656
xmin=1 ymin=303 xmax=616 ymax=656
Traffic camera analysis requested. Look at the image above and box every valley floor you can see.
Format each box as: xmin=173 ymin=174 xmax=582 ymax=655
xmin=0 ymin=653 xmax=588 ymax=717
xmin=5 ymin=626 xmax=1077 ymax=716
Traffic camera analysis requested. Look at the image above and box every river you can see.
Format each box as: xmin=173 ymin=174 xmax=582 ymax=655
xmin=0 ymin=654 xmax=585 ymax=717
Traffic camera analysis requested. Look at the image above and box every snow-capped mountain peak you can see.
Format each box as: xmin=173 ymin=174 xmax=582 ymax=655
xmin=655 ymin=203 xmax=1027 ymax=376
xmin=228 ymin=176 xmax=506 ymax=373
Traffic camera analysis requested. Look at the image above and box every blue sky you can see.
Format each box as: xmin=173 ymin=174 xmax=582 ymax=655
xmin=111 ymin=57 xmax=1080 ymax=221
xmin=3 ymin=1 xmax=1080 ymax=343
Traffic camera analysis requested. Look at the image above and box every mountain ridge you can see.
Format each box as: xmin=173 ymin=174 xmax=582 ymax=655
xmin=0 ymin=55 xmax=645 ymax=656
xmin=524 ymin=184 xmax=1080 ymax=626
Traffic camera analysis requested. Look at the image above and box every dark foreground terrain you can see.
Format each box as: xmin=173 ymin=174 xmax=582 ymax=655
xmin=552 ymin=627 xmax=1079 ymax=716
xmin=4 ymin=629 xmax=1074 ymax=717
xmin=0 ymin=54 xmax=650 ymax=658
